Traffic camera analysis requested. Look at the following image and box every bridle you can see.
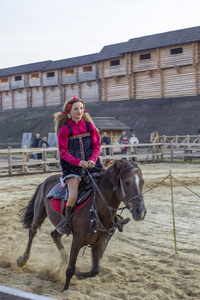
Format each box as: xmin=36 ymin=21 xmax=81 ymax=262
xmin=86 ymin=169 xmax=143 ymax=212
xmin=86 ymin=168 xmax=143 ymax=238
xmin=119 ymin=178 xmax=143 ymax=206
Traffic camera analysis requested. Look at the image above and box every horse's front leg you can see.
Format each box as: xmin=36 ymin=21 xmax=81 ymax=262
xmin=62 ymin=237 xmax=81 ymax=291
xmin=75 ymin=242 xmax=104 ymax=279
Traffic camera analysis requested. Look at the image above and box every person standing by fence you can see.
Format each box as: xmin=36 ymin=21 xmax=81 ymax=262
xmin=121 ymin=136 xmax=129 ymax=155
xmin=38 ymin=136 xmax=49 ymax=159
xmin=130 ymin=133 xmax=139 ymax=161
xmin=101 ymin=132 xmax=111 ymax=155
xmin=31 ymin=133 xmax=42 ymax=160
xmin=118 ymin=131 xmax=126 ymax=144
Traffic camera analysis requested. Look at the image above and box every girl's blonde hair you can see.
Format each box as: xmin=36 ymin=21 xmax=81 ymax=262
xmin=54 ymin=97 xmax=95 ymax=137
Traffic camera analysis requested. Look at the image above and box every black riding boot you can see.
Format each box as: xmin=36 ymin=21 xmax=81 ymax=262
xmin=56 ymin=205 xmax=74 ymax=235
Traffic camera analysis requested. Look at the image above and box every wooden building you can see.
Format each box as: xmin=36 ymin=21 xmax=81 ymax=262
xmin=93 ymin=117 xmax=131 ymax=144
xmin=1 ymin=26 xmax=200 ymax=110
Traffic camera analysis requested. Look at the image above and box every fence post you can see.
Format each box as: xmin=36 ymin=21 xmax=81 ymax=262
xmin=42 ymin=144 xmax=47 ymax=171
xmin=169 ymin=170 xmax=178 ymax=254
xmin=22 ymin=145 xmax=29 ymax=173
xmin=160 ymin=143 xmax=164 ymax=162
xmin=184 ymin=146 xmax=188 ymax=162
xmin=134 ymin=145 xmax=138 ymax=162
xmin=170 ymin=142 xmax=174 ymax=162
xmin=8 ymin=146 xmax=12 ymax=175
xmin=152 ymin=145 xmax=155 ymax=161
xmin=127 ymin=144 xmax=131 ymax=161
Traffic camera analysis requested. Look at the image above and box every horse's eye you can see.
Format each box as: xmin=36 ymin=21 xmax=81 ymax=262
xmin=125 ymin=181 xmax=130 ymax=186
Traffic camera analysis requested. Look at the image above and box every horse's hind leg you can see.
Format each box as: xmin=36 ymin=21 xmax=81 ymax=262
xmin=17 ymin=225 xmax=38 ymax=267
xmin=51 ymin=230 xmax=68 ymax=262
xmin=17 ymin=209 xmax=46 ymax=267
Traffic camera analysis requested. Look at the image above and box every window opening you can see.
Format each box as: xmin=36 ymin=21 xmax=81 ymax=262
xmin=1 ymin=77 xmax=8 ymax=83
xmin=65 ymin=69 xmax=74 ymax=75
xmin=31 ymin=73 xmax=39 ymax=79
xmin=140 ymin=53 xmax=151 ymax=60
xmin=15 ymin=75 xmax=22 ymax=81
xmin=110 ymin=60 xmax=120 ymax=66
xmin=83 ymin=66 xmax=92 ymax=72
xmin=170 ymin=47 xmax=183 ymax=55
xmin=46 ymin=72 xmax=55 ymax=77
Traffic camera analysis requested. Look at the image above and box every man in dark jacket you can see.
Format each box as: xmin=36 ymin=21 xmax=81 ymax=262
xmin=32 ymin=133 xmax=42 ymax=159
xmin=38 ymin=136 xmax=49 ymax=159
xmin=101 ymin=132 xmax=111 ymax=155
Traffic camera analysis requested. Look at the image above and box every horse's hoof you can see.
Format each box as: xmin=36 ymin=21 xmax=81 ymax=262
xmin=75 ymin=271 xmax=93 ymax=279
xmin=62 ymin=286 xmax=68 ymax=292
xmin=75 ymin=271 xmax=85 ymax=279
xmin=17 ymin=256 xmax=26 ymax=267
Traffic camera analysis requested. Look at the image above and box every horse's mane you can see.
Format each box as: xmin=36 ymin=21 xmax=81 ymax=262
xmin=98 ymin=160 xmax=139 ymax=189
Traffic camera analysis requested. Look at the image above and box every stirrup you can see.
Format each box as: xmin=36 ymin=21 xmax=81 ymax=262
xmin=116 ymin=215 xmax=131 ymax=232
xmin=56 ymin=218 xmax=71 ymax=235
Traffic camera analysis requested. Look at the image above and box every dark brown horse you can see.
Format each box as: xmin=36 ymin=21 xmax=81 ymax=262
xmin=17 ymin=160 xmax=146 ymax=291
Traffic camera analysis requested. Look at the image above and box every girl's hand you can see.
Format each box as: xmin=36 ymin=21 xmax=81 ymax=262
xmin=79 ymin=160 xmax=88 ymax=169
xmin=88 ymin=160 xmax=95 ymax=169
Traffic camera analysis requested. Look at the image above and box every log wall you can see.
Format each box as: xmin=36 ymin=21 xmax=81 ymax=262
xmin=163 ymin=66 xmax=196 ymax=97
xmin=31 ymin=87 xmax=44 ymax=107
xmin=106 ymin=76 xmax=129 ymax=101
xmin=14 ymin=89 xmax=27 ymax=109
xmin=1 ymin=91 xmax=12 ymax=110
xmin=80 ymin=81 xmax=99 ymax=101
xmin=135 ymin=70 xmax=161 ymax=99
xmin=0 ymin=40 xmax=200 ymax=110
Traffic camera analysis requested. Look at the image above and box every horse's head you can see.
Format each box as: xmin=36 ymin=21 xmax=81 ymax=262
xmin=112 ymin=160 xmax=146 ymax=221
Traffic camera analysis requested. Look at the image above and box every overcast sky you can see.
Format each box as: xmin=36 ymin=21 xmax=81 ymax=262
xmin=1 ymin=0 xmax=200 ymax=69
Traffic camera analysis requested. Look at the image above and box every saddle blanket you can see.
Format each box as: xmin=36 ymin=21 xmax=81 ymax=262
xmin=50 ymin=197 xmax=89 ymax=215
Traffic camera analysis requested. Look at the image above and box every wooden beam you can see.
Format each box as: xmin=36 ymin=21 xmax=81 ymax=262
xmin=0 ymin=92 xmax=2 ymax=110
xmin=193 ymin=42 xmax=199 ymax=95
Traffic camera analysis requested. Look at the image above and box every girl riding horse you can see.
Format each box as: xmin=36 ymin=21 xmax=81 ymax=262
xmin=54 ymin=96 xmax=102 ymax=234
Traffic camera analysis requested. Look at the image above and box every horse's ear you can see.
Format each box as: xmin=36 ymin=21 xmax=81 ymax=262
xmin=112 ymin=160 xmax=124 ymax=190
xmin=114 ymin=159 xmax=124 ymax=171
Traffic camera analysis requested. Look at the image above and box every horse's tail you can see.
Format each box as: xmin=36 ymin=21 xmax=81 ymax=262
xmin=20 ymin=183 xmax=42 ymax=229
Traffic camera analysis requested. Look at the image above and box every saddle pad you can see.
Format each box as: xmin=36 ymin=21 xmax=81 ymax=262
xmin=50 ymin=197 xmax=89 ymax=215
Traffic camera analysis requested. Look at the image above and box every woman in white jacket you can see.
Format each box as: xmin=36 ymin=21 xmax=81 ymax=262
xmin=129 ymin=133 xmax=139 ymax=161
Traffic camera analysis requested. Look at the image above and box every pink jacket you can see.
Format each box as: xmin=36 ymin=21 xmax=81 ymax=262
xmin=58 ymin=118 xmax=101 ymax=166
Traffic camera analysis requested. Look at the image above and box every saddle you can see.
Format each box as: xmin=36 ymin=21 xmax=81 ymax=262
xmin=47 ymin=173 xmax=101 ymax=206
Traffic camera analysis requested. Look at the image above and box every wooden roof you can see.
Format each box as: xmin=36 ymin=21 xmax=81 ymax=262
xmin=0 ymin=60 xmax=51 ymax=77
xmin=95 ymin=42 xmax=127 ymax=61
xmin=1 ymin=26 xmax=200 ymax=76
xmin=92 ymin=117 xmax=131 ymax=131
xmin=42 ymin=53 xmax=98 ymax=71
xmin=95 ymin=25 xmax=200 ymax=61
xmin=125 ymin=26 xmax=200 ymax=53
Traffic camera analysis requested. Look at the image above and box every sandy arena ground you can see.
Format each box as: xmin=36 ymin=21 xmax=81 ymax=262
xmin=0 ymin=162 xmax=199 ymax=300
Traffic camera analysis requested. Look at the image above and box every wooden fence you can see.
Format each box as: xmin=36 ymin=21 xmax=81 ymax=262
xmin=0 ymin=142 xmax=200 ymax=176
xmin=159 ymin=135 xmax=200 ymax=147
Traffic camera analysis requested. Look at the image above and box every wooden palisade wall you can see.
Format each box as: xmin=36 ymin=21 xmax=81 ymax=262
xmin=0 ymin=34 xmax=200 ymax=110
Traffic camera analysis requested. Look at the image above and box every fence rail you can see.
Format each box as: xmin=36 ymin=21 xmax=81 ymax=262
xmin=159 ymin=135 xmax=200 ymax=146
xmin=0 ymin=142 xmax=200 ymax=176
